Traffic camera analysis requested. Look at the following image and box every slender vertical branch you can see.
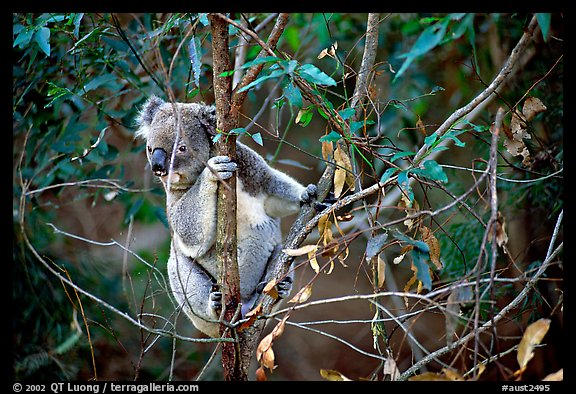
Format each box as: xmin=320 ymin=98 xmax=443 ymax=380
xmin=208 ymin=13 xmax=244 ymax=381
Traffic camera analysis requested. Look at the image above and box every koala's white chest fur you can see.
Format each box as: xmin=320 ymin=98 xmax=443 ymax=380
xmin=236 ymin=180 xmax=269 ymax=232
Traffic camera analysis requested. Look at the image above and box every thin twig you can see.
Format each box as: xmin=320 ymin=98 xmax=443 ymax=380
xmin=398 ymin=206 xmax=563 ymax=380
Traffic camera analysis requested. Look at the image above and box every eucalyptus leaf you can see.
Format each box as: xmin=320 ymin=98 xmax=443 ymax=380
xmin=412 ymin=249 xmax=433 ymax=290
xmin=34 ymin=27 xmax=51 ymax=56
xmin=397 ymin=170 xmax=414 ymax=202
xmin=250 ymin=132 xmax=263 ymax=146
xmin=319 ymin=131 xmax=342 ymax=143
xmin=410 ymin=160 xmax=448 ymax=183
xmin=298 ymin=64 xmax=336 ymax=86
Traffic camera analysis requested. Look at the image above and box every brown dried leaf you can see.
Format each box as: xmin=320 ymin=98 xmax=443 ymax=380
xmin=496 ymin=211 xmax=509 ymax=247
xmin=421 ymin=226 xmax=442 ymax=269
xmin=321 ymin=140 xmax=333 ymax=161
xmin=522 ymin=97 xmax=547 ymax=122
xmin=509 ymin=110 xmax=529 ymax=140
xmin=308 ymin=251 xmax=320 ymax=274
xmin=255 ymin=366 xmax=268 ymax=381
xmin=257 ymin=317 xmax=288 ymax=372
xmin=442 ymin=368 xmax=465 ymax=381
xmin=517 ymin=318 xmax=551 ymax=371
xmin=283 ymin=244 xmax=318 ymax=257
xmin=334 ymin=143 xmax=355 ymax=197
xmin=377 ymin=254 xmax=386 ymax=288
xmin=416 ymin=116 xmax=427 ymax=136
xmin=256 ymin=332 xmax=275 ymax=370
xmin=318 ymin=215 xmax=330 ymax=238
xmin=288 ymin=284 xmax=313 ymax=304
xmin=542 ymin=368 xmax=563 ymax=381
xmin=262 ymin=279 xmax=277 ymax=294
xmin=338 ymin=246 xmax=349 ymax=267
xmin=320 ymin=369 xmax=352 ymax=381
xmin=383 ymin=357 xmax=400 ymax=381
xmin=409 ymin=368 xmax=466 ymax=381
xmin=333 ymin=167 xmax=346 ymax=198
xmin=238 ymin=303 xmax=263 ymax=331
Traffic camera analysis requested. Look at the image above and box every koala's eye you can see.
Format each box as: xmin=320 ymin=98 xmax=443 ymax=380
xmin=177 ymin=145 xmax=187 ymax=153
xmin=147 ymin=146 xmax=152 ymax=153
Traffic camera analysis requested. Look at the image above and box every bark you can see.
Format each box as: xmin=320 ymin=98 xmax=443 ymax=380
xmin=208 ymin=13 xmax=245 ymax=381
xmin=208 ymin=12 xmax=291 ymax=380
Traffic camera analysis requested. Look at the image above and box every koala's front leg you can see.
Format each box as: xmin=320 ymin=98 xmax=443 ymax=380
xmin=205 ymin=155 xmax=237 ymax=182
xmin=299 ymin=183 xmax=318 ymax=206
xmin=170 ymin=156 xmax=237 ymax=262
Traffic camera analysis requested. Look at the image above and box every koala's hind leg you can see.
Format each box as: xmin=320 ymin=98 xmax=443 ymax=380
xmin=254 ymin=244 xmax=295 ymax=302
xmin=167 ymin=245 xmax=221 ymax=338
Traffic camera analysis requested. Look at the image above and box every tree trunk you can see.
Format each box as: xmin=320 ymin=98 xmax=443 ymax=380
xmin=208 ymin=13 xmax=246 ymax=381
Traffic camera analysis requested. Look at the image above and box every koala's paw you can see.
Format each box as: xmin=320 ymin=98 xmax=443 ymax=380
xmin=256 ymin=277 xmax=293 ymax=299
xmin=207 ymin=155 xmax=238 ymax=181
xmin=209 ymin=284 xmax=222 ymax=315
xmin=300 ymin=183 xmax=318 ymax=206
xmin=276 ymin=276 xmax=293 ymax=299
xmin=314 ymin=191 xmax=337 ymax=212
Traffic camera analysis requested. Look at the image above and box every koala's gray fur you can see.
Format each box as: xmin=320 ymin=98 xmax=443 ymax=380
xmin=135 ymin=96 xmax=316 ymax=337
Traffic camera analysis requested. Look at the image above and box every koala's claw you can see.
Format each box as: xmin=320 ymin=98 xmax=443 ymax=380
xmin=300 ymin=183 xmax=318 ymax=205
xmin=209 ymin=285 xmax=222 ymax=313
xmin=207 ymin=155 xmax=238 ymax=181
xmin=276 ymin=277 xmax=293 ymax=299
xmin=257 ymin=277 xmax=293 ymax=299
xmin=314 ymin=191 xmax=337 ymax=212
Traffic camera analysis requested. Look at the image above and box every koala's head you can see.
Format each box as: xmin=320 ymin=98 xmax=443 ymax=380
xmin=135 ymin=96 xmax=216 ymax=190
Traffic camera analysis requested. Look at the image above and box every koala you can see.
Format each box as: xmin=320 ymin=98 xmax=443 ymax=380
xmin=135 ymin=95 xmax=317 ymax=337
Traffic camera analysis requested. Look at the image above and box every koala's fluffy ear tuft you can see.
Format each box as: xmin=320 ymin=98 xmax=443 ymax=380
xmin=197 ymin=104 xmax=217 ymax=136
xmin=135 ymin=95 xmax=165 ymax=140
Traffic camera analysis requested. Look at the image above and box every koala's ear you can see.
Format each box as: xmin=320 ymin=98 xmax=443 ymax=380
xmin=134 ymin=95 xmax=165 ymax=140
xmin=197 ymin=104 xmax=217 ymax=137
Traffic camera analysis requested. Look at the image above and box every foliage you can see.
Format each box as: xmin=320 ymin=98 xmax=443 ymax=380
xmin=13 ymin=12 xmax=563 ymax=381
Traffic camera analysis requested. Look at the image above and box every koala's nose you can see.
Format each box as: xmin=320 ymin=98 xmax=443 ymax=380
xmin=150 ymin=148 xmax=168 ymax=176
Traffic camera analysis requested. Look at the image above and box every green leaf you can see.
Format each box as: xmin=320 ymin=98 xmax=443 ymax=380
xmin=319 ymin=131 xmax=342 ymax=143
xmin=424 ymin=133 xmax=438 ymax=147
xmin=412 ymin=249 xmax=433 ymax=290
xmin=240 ymin=55 xmax=280 ymax=70
xmin=198 ymin=13 xmax=209 ymax=26
xmin=251 ymin=132 xmax=263 ymax=146
xmin=395 ymin=19 xmax=449 ymax=81
xmin=230 ymin=127 xmax=247 ymax=135
xmin=126 ymin=197 xmax=144 ymax=223
xmin=34 ymin=27 xmax=51 ymax=57
xmin=391 ymin=151 xmax=415 ymax=162
xmin=237 ymin=68 xmax=286 ymax=93
xmin=380 ymin=167 xmax=397 ymax=184
xmin=83 ymin=74 xmax=116 ymax=93
xmin=536 ymin=13 xmax=551 ymax=42
xmin=392 ymin=229 xmax=430 ymax=253
xmin=14 ymin=27 xmax=34 ymax=48
xmin=443 ymin=129 xmax=466 ymax=147
xmin=338 ymin=108 xmax=356 ymax=120
xmin=397 ymin=170 xmax=414 ymax=202
xmin=298 ymin=64 xmax=337 ymax=86
xmin=410 ymin=160 xmax=448 ymax=183
xmin=366 ymin=233 xmax=389 ymax=261
xmin=296 ymin=107 xmax=313 ymax=127
xmin=283 ymin=81 xmax=302 ymax=108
